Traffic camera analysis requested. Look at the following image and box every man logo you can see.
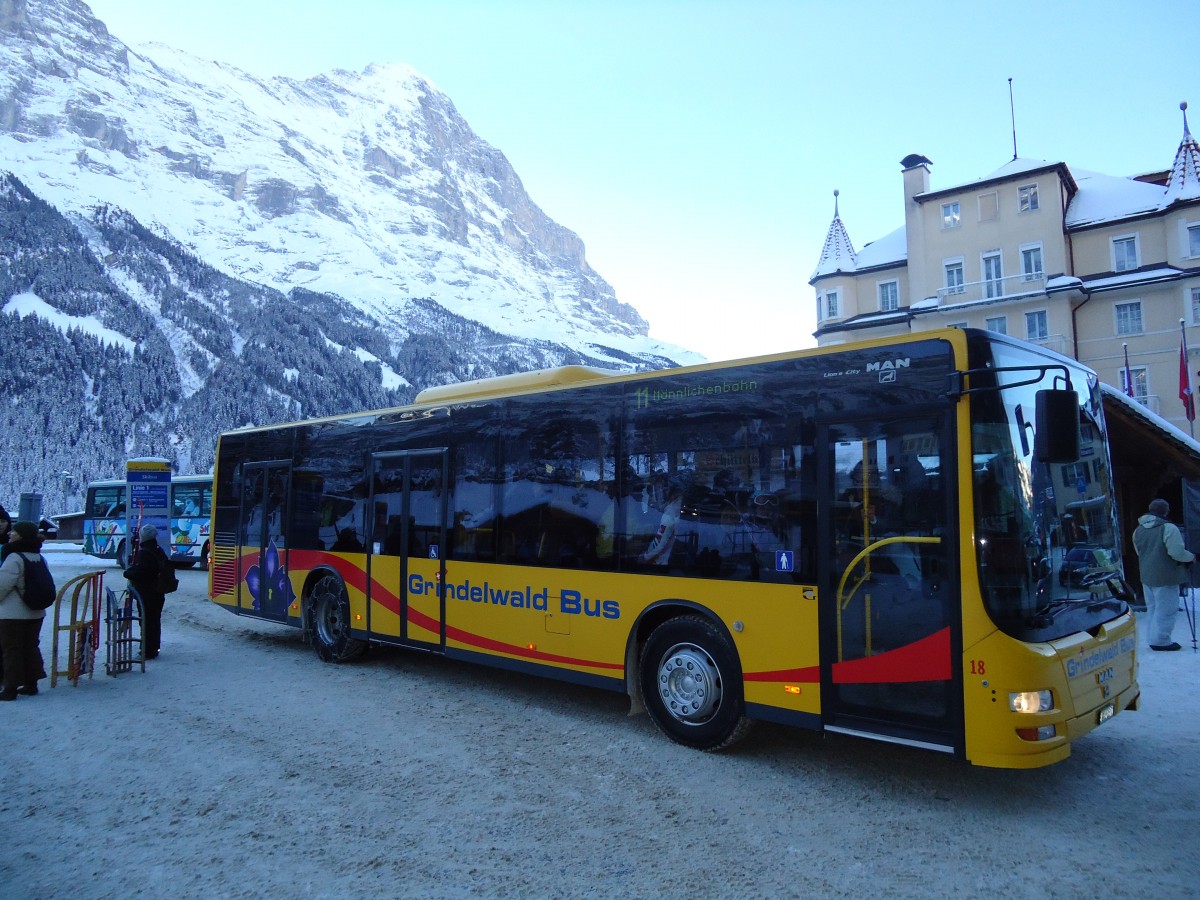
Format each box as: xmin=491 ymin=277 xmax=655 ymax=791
xmin=867 ymin=357 xmax=909 ymax=384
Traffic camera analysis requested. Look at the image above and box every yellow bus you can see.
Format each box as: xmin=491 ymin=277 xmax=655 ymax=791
xmin=209 ymin=328 xmax=1138 ymax=767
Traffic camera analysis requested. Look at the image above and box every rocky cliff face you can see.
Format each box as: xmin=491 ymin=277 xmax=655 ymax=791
xmin=0 ymin=0 xmax=699 ymax=511
xmin=0 ymin=0 xmax=681 ymax=357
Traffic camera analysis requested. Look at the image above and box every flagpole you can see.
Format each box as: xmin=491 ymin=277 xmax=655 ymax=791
xmin=1123 ymin=342 xmax=1135 ymax=398
xmin=1182 ymin=318 xmax=1195 ymax=439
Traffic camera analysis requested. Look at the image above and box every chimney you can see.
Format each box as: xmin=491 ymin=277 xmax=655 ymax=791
xmin=900 ymin=154 xmax=933 ymax=303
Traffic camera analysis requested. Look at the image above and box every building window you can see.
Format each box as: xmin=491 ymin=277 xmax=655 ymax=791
xmin=1061 ymin=462 xmax=1090 ymax=488
xmin=824 ymin=290 xmax=840 ymax=319
xmin=942 ymin=202 xmax=960 ymax=228
xmin=1115 ymin=301 xmax=1143 ymax=335
xmin=1026 ymin=310 xmax=1048 ymax=341
xmin=1019 ymin=184 xmax=1039 ymax=212
xmin=944 ymin=259 xmax=964 ymax=295
xmin=1112 ymin=234 xmax=1138 ymax=272
xmin=878 ymin=281 xmax=899 ymax=312
xmin=979 ymin=192 xmax=999 ymax=222
xmin=1192 ymin=286 xmax=1200 ymax=325
xmin=983 ymin=252 xmax=1003 ymax=298
xmin=1020 ymin=243 xmax=1043 ymax=281
xmin=985 ymin=316 xmax=1007 ymax=335
xmin=1188 ymin=222 xmax=1200 ymax=258
xmin=1121 ymin=365 xmax=1149 ymax=401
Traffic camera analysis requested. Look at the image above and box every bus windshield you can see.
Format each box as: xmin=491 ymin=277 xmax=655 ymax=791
xmin=969 ymin=341 xmax=1127 ymax=640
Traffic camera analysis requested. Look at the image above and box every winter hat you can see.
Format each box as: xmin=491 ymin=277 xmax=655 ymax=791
xmin=1149 ymin=499 xmax=1170 ymax=517
xmin=139 ymin=524 xmax=158 ymax=542
xmin=13 ymin=521 xmax=38 ymax=541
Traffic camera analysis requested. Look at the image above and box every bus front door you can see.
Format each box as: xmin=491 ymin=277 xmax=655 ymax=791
xmin=368 ymin=450 xmax=448 ymax=649
xmin=238 ymin=461 xmax=292 ymax=622
xmin=817 ymin=416 xmax=960 ymax=755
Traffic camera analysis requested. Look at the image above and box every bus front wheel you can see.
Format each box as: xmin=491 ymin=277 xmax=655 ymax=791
xmin=639 ymin=615 xmax=752 ymax=751
xmin=116 ymin=539 xmax=128 ymax=569
xmin=308 ymin=574 xmax=366 ymax=663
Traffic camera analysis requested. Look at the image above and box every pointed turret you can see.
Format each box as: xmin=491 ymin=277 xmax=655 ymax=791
xmin=811 ymin=190 xmax=857 ymax=279
xmin=1165 ymin=101 xmax=1200 ymax=203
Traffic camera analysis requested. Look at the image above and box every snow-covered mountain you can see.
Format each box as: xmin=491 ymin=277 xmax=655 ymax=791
xmin=0 ymin=0 xmax=699 ymax=513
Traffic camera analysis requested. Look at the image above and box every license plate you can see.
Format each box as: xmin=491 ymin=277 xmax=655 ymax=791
xmin=1098 ymin=702 xmax=1115 ymax=725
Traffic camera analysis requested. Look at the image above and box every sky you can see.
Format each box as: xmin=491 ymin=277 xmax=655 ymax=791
xmin=84 ymin=0 xmax=1198 ymax=363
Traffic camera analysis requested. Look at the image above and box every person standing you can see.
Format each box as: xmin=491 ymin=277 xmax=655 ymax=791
xmin=0 ymin=521 xmax=49 ymax=699
xmin=123 ymin=524 xmax=169 ymax=659
xmin=1132 ymin=498 xmax=1194 ymax=652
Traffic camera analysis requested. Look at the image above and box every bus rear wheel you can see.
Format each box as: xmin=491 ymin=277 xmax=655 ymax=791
xmin=639 ymin=615 xmax=752 ymax=751
xmin=308 ymin=574 xmax=366 ymax=663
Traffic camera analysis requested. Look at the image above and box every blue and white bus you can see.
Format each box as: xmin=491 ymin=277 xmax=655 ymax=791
xmin=82 ymin=474 xmax=212 ymax=568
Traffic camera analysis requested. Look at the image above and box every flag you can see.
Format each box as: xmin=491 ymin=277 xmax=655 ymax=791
xmin=1181 ymin=330 xmax=1196 ymax=422
xmin=1123 ymin=344 xmax=1135 ymax=397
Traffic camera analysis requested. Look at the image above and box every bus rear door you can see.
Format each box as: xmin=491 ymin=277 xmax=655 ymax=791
xmin=238 ymin=461 xmax=291 ymax=622
xmin=817 ymin=415 xmax=962 ymax=755
xmin=368 ymin=450 xmax=448 ymax=649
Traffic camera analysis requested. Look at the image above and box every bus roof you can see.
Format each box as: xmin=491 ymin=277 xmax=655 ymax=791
xmin=221 ymin=328 xmax=1076 ymax=438
xmin=414 ymin=365 xmax=619 ymax=404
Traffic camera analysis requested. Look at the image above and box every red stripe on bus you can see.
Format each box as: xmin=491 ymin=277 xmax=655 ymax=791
xmin=832 ymin=627 xmax=952 ymax=684
xmin=744 ymin=665 xmax=820 ymax=683
xmin=288 ymin=550 xmax=623 ymax=672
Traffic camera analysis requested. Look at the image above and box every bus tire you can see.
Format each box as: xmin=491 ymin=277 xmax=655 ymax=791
xmin=116 ymin=539 xmax=128 ymax=569
xmin=639 ymin=614 xmax=752 ymax=752
xmin=308 ymin=573 xmax=366 ymax=663
xmin=200 ymin=543 xmax=210 ymax=571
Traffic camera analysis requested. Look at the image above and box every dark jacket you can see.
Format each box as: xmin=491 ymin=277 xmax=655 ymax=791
xmin=125 ymin=542 xmax=170 ymax=602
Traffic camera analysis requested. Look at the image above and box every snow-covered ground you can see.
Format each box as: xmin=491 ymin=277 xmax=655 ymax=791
xmin=1 ymin=547 xmax=1196 ymax=898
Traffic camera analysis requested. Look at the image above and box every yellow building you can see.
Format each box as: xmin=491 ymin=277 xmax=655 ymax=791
xmin=811 ymin=102 xmax=1200 ymax=573
xmin=813 ymin=103 xmax=1200 ymax=426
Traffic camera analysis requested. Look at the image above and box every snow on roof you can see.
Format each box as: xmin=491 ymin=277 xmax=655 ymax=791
xmin=1164 ymin=102 xmax=1200 ymax=203
xmin=1101 ymin=381 xmax=1200 ymax=460
xmin=980 ymin=157 xmax=1061 ymax=180
xmin=1083 ymin=267 xmax=1183 ymax=291
xmin=810 ymin=191 xmax=857 ymax=280
xmin=854 ymin=225 xmax=906 ymax=270
xmin=1064 ymin=168 xmax=1166 ymax=227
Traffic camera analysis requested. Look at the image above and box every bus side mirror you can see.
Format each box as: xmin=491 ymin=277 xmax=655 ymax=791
xmin=1035 ymin=389 xmax=1080 ymax=462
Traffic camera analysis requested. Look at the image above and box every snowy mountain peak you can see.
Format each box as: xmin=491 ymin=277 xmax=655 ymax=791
xmin=1 ymin=0 xmax=692 ymax=364
xmin=0 ymin=0 xmax=700 ymax=511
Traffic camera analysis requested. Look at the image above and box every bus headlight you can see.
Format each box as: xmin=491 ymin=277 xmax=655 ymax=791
xmin=1009 ymin=690 xmax=1053 ymax=713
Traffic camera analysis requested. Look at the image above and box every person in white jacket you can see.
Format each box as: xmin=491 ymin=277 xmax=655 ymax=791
xmin=1132 ymin=499 xmax=1195 ymax=652
xmin=0 ymin=521 xmax=49 ymax=699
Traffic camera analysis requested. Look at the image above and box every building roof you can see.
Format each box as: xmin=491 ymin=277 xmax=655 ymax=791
xmin=854 ymin=225 xmax=907 ymax=271
xmin=810 ymin=191 xmax=857 ymax=280
xmin=1101 ymin=383 xmax=1200 ymax=479
xmin=1164 ymin=101 xmax=1200 ymax=204
xmin=916 ymin=158 xmax=1075 ymax=203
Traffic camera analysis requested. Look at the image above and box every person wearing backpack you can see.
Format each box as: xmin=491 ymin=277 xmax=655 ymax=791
xmin=123 ymin=524 xmax=170 ymax=660
xmin=0 ymin=521 xmax=51 ymax=700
